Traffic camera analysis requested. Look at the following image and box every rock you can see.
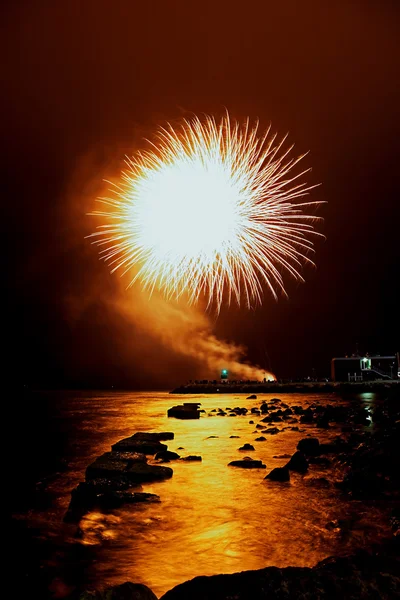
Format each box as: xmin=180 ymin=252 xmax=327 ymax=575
xmin=255 ymin=436 xmax=266 ymax=441
xmin=260 ymin=402 xmax=269 ymax=414
xmin=86 ymin=452 xmax=147 ymax=480
xmin=262 ymin=427 xmax=279 ymax=435
xmin=273 ymin=454 xmax=291 ymax=459
xmin=247 ymin=394 xmax=257 ymax=399
xmin=297 ymin=437 xmax=320 ymax=456
xmin=228 ymin=457 xmax=266 ymax=468
xmin=250 ymin=408 xmax=260 ymax=414
xmin=229 ymin=435 xmax=240 ymax=438
xmin=177 ymin=447 xmax=184 ymax=450
xmin=249 ymin=420 xmax=254 ymax=424
xmin=155 ymin=450 xmax=180 ymax=461
xmin=168 ymin=403 xmax=201 ymax=419
xmin=316 ymin=416 xmax=330 ymax=429
xmin=64 ymin=480 xmax=159 ymax=523
xmin=181 ymin=455 xmax=202 ymax=461
xmin=228 ymin=413 xmax=237 ymax=417
xmin=290 ymin=426 xmax=300 ymax=431
xmin=239 ymin=444 xmax=255 ymax=451
xmin=265 ymin=466 xmax=290 ymax=482
xmin=299 ymin=409 xmax=314 ymax=423
xmin=80 ymin=581 xmax=158 ymax=599
xmin=86 ymin=453 xmax=173 ymax=484
xmin=286 ymin=451 xmax=309 ymax=473
xmin=112 ymin=437 xmax=168 ymax=455
xmin=256 ymin=424 xmax=264 ymax=429
xmin=206 ymin=435 xmax=219 ymax=439
xmin=159 ymin=549 xmax=400 ymax=600
xmin=132 ymin=432 xmax=174 ymax=441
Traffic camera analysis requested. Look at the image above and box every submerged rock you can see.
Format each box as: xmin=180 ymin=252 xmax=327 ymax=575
xmin=247 ymin=394 xmax=257 ymax=399
xmin=228 ymin=457 xmax=266 ymax=469
xmin=265 ymin=466 xmax=290 ymax=482
xmin=181 ymin=455 xmax=202 ymax=461
xmin=255 ymin=436 xmax=267 ymax=442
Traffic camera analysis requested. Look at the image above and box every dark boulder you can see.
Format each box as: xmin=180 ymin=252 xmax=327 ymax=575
xmin=86 ymin=453 xmax=173 ymax=484
xmin=79 ymin=581 xmax=158 ymax=599
xmin=247 ymin=394 xmax=257 ymax=399
xmin=181 ymin=455 xmax=202 ymax=461
xmin=86 ymin=451 xmax=147 ymax=480
xmin=286 ymin=451 xmax=309 ymax=473
xmin=155 ymin=450 xmax=180 ymax=461
xmin=230 ymin=435 xmax=240 ymax=438
xmin=168 ymin=403 xmax=201 ymax=419
xmin=112 ymin=437 xmax=168 ymax=455
xmin=299 ymin=409 xmax=314 ymax=423
xmin=265 ymin=467 xmax=290 ymax=482
xmin=255 ymin=436 xmax=266 ymax=441
xmin=228 ymin=457 xmax=266 ymax=469
xmin=297 ymin=437 xmax=320 ymax=456
xmin=132 ymin=432 xmax=174 ymax=441
xmin=260 ymin=402 xmax=269 ymax=414
xmin=160 ymin=548 xmax=400 ymax=600
xmin=239 ymin=443 xmax=255 ymax=451
xmin=262 ymin=427 xmax=279 ymax=435
xmin=273 ymin=454 xmax=291 ymax=459
xmin=64 ymin=479 xmax=159 ymax=523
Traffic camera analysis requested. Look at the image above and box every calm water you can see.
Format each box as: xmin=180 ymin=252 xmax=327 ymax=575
xmin=12 ymin=390 xmax=391 ymax=598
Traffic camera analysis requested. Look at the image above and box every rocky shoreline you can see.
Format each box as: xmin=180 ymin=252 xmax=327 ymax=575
xmin=171 ymin=380 xmax=399 ymax=394
xmin=67 ymin=388 xmax=399 ymax=599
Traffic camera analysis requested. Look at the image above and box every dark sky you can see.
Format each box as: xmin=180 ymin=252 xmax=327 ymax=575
xmin=4 ymin=0 xmax=399 ymax=388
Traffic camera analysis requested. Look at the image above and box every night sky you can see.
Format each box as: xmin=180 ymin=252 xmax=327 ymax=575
xmin=4 ymin=0 xmax=399 ymax=389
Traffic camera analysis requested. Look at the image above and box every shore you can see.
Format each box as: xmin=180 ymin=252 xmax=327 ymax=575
xmin=66 ymin=387 xmax=400 ymax=599
xmin=171 ymin=380 xmax=400 ymax=394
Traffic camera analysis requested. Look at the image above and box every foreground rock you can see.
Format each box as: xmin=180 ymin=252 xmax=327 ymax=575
xmin=86 ymin=452 xmax=173 ymax=483
xmin=78 ymin=581 xmax=158 ymax=599
xmin=286 ymin=451 xmax=309 ymax=473
xmin=64 ymin=481 xmax=160 ymax=523
xmin=112 ymin=435 xmax=169 ymax=455
xmin=228 ymin=457 xmax=266 ymax=469
xmin=160 ymin=547 xmax=400 ymax=599
xmin=167 ymin=403 xmax=201 ymax=419
xmin=265 ymin=466 xmax=290 ymax=481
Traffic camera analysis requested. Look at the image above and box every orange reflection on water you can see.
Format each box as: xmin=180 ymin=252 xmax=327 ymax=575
xmin=53 ymin=392 xmax=391 ymax=598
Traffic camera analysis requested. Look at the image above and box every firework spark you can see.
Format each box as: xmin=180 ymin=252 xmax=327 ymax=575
xmin=90 ymin=114 xmax=323 ymax=310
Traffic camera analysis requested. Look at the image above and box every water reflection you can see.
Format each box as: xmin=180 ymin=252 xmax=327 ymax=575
xmin=24 ymin=391 xmax=391 ymax=597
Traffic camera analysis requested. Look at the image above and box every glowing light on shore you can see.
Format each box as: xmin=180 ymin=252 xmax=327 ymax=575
xmin=90 ymin=114 xmax=323 ymax=310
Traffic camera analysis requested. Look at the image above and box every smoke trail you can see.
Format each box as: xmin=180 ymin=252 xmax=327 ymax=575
xmin=115 ymin=286 xmax=275 ymax=381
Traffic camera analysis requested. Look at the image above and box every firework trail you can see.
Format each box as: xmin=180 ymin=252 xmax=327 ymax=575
xmin=90 ymin=113 xmax=323 ymax=311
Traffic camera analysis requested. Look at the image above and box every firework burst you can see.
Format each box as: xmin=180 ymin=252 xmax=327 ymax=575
xmin=90 ymin=113 xmax=323 ymax=310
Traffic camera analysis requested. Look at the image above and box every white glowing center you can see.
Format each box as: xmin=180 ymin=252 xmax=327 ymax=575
xmin=131 ymin=158 xmax=242 ymax=262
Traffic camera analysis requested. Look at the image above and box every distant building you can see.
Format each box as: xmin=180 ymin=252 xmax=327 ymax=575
xmin=331 ymin=354 xmax=399 ymax=382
